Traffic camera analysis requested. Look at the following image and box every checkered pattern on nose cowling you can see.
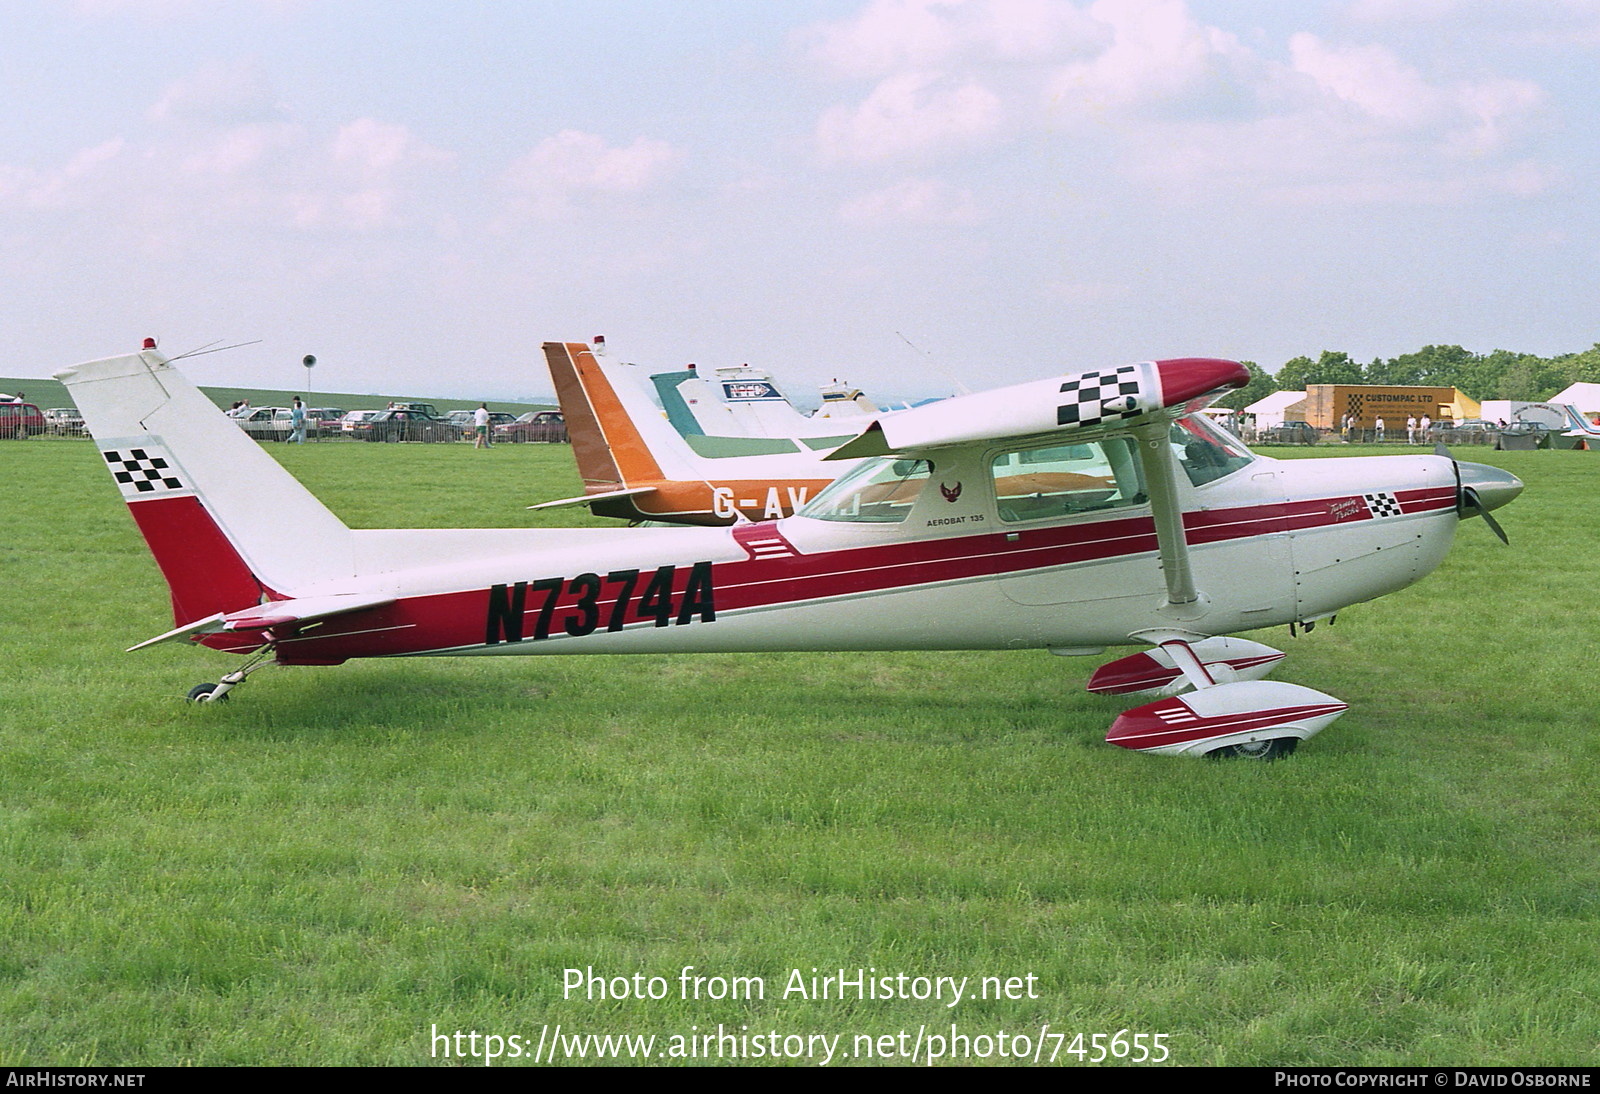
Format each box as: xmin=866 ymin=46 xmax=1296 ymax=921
xmin=1057 ymin=365 xmax=1145 ymax=428
xmin=1363 ymin=492 xmax=1402 ymax=518
xmin=103 ymin=448 xmax=185 ymax=494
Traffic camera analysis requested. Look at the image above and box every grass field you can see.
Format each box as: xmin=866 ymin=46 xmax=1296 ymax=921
xmin=1 ymin=437 xmax=1597 ymax=1066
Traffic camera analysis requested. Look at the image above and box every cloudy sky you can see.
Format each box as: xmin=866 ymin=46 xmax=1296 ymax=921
xmin=3 ymin=0 xmax=1596 ymax=402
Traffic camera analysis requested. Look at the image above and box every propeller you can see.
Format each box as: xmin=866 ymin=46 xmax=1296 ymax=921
xmin=1434 ymin=444 xmax=1515 ymax=545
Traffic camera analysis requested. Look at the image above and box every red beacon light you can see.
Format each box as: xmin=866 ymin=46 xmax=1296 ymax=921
xmin=142 ymin=337 xmax=157 ymax=350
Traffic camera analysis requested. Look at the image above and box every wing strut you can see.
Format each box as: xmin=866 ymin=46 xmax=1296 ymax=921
xmin=1133 ymin=422 xmax=1199 ymax=608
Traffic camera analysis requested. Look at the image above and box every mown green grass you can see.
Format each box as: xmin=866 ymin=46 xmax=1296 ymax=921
xmin=1 ymin=437 xmax=1598 ymax=1066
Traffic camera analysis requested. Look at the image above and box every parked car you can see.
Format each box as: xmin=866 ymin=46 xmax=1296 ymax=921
xmin=1264 ymin=420 xmax=1317 ymax=445
xmin=391 ymin=401 xmax=442 ymax=418
xmin=306 ymin=407 xmax=345 ymax=433
xmin=234 ymin=406 xmax=293 ymax=441
xmin=1434 ymin=419 xmax=1497 ymax=444
xmin=495 ymin=410 xmax=567 ymax=443
xmin=446 ymin=409 xmax=517 ymax=430
xmin=0 ymin=401 xmax=46 ymax=438
xmin=346 ymin=409 xmax=461 ymax=442
xmin=43 ymin=407 xmax=85 ymax=436
xmin=340 ymin=410 xmax=385 ymax=434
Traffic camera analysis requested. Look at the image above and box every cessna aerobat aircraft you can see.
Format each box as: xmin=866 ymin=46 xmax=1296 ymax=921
xmin=59 ymin=342 xmax=1520 ymax=757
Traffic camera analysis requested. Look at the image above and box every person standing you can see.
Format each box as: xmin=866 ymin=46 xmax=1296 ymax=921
xmin=1375 ymin=416 xmax=1386 ymax=442
xmin=289 ymin=397 xmax=306 ymax=443
xmin=473 ymin=403 xmax=491 ymax=449
xmin=1406 ymin=415 xmax=1417 ymax=444
xmin=1421 ymin=413 xmax=1432 ymax=441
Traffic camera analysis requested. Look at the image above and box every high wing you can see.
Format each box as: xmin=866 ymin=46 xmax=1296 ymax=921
xmin=826 ymin=358 xmax=1246 ymax=459
xmin=828 ymin=357 xmax=1250 ymax=612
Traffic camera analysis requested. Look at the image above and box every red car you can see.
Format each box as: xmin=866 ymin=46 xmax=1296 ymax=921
xmin=0 ymin=401 xmax=46 ymax=439
xmin=494 ymin=410 xmax=567 ymax=443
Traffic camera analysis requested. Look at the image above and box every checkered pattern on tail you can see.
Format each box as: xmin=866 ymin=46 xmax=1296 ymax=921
xmin=103 ymin=448 xmax=185 ymax=494
xmin=1363 ymin=492 xmax=1402 ymax=518
xmin=1057 ymin=365 xmax=1144 ymax=428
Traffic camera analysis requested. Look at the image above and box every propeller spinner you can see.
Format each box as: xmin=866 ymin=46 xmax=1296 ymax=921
xmin=1434 ymin=444 xmax=1522 ymax=545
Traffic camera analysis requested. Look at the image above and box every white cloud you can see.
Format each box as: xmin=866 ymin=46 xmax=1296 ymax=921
xmin=331 ymin=118 xmax=453 ymax=180
xmin=501 ymin=130 xmax=681 ymax=218
xmin=1289 ymin=34 xmax=1450 ymax=128
xmin=818 ymin=72 xmax=1003 ymax=161
xmin=147 ymin=60 xmax=283 ymax=127
xmin=802 ymin=0 xmax=1553 ymax=205
xmin=176 ymin=122 xmax=303 ymax=179
xmin=6 ymin=139 xmax=128 ymax=210
xmin=1046 ymin=0 xmax=1267 ymax=121
xmin=839 ymin=177 xmax=982 ymax=225
xmin=807 ymin=0 xmax=1104 ymax=78
xmin=295 ymin=120 xmax=454 ymax=230
xmin=1289 ymin=33 xmax=1544 ymax=156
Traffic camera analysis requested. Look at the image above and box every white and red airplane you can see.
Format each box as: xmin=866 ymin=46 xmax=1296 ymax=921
xmin=58 ymin=342 xmax=1521 ymax=758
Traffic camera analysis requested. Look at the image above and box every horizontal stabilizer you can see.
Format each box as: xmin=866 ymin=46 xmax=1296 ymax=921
xmin=826 ymin=358 xmax=1247 ymax=460
xmin=126 ymin=611 xmax=229 ymax=652
xmin=527 ymin=486 xmax=657 ymax=511
xmin=127 ymin=591 xmax=395 ymax=651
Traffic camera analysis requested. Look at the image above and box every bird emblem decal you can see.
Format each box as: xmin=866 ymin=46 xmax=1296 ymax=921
xmin=940 ymin=481 xmax=962 ymax=503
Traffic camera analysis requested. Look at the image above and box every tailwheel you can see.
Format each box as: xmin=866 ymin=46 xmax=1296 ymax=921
xmin=1207 ymin=737 xmax=1298 ymax=760
xmin=185 ymin=645 xmax=278 ymax=703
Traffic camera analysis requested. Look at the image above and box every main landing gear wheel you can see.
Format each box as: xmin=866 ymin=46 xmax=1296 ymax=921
xmin=1208 ymin=737 xmax=1297 ymax=760
xmin=186 ymin=682 xmax=229 ymax=703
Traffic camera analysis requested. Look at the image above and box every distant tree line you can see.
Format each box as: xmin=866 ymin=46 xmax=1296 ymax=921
xmin=1213 ymin=343 xmax=1600 ymax=411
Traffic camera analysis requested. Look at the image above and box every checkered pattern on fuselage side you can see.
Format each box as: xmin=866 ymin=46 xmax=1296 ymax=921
xmin=1363 ymin=492 xmax=1402 ymax=518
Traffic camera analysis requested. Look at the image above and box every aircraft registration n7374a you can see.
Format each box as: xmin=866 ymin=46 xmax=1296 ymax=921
xmin=58 ymin=342 xmax=1521 ymax=757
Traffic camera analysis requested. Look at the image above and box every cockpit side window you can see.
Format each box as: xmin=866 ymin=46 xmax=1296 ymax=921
xmin=800 ymin=457 xmax=932 ymax=523
xmin=991 ymin=437 xmax=1146 ymax=523
xmin=1171 ymin=417 xmax=1254 ymax=486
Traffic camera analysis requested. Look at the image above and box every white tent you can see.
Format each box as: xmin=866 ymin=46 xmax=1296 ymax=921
xmin=1243 ymin=390 xmax=1307 ymax=428
xmin=1551 ymin=382 xmax=1600 ymax=414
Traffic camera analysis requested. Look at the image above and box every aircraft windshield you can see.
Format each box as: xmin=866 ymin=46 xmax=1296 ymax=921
xmin=1172 ymin=416 xmax=1254 ymax=486
xmin=800 ymin=458 xmax=932 ymax=523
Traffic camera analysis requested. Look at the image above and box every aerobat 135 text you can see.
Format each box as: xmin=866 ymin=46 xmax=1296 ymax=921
xmin=59 ymin=343 xmax=1521 ymax=758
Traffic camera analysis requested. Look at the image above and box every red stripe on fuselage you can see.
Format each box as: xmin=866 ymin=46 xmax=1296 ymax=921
xmin=270 ymin=490 xmax=1457 ymax=663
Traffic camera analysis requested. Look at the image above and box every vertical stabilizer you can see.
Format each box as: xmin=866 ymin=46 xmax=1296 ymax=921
xmin=55 ymin=348 xmax=356 ymax=624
